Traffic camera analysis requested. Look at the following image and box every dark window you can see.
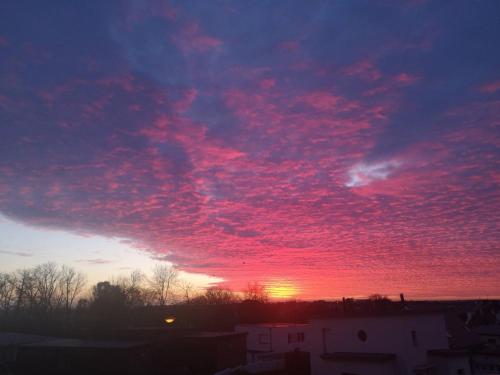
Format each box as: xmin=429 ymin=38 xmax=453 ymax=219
xmin=411 ymin=330 xmax=418 ymax=346
xmin=258 ymin=333 xmax=269 ymax=344
xmin=288 ymin=332 xmax=305 ymax=343
xmin=487 ymin=338 xmax=496 ymax=344
xmin=457 ymin=369 xmax=464 ymax=375
xmin=357 ymin=329 xmax=367 ymax=342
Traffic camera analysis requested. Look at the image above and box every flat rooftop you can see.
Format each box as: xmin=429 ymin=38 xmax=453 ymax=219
xmin=311 ymin=308 xmax=446 ymax=321
xmin=0 ymin=332 xmax=52 ymax=346
xmin=236 ymin=323 xmax=308 ymax=328
xmin=321 ymin=352 xmax=396 ymax=362
xmin=21 ymin=338 xmax=148 ymax=349
xmin=428 ymin=349 xmax=470 ymax=358
xmin=181 ymin=331 xmax=247 ymax=340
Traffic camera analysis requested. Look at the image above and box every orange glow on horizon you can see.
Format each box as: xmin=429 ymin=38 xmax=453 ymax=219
xmin=266 ymin=280 xmax=299 ymax=300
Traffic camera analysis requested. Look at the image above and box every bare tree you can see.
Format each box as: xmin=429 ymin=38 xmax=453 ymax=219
xmin=203 ymin=286 xmax=238 ymax=305
xmin=15 ymin=268 xmax=38 ymax=310
xmin=34 ymin=262 xmax=60 ymax=311
xmin=117 ymin=270 xmax=146 ymax=307
xmin=0 ymin=272 xmax=17 ymax=313
xmin=58 ymin=265 xmax=86 ymax=311
xmin=149 ymin=264 xmax=178 ymax=306
xmin=243 ymin=282 xmax=269 ymax=303
xmin=178 ymin=280 xmax=196 ymax=304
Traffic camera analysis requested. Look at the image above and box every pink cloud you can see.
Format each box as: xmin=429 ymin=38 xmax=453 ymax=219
xmin=394 ymin=73 xmax=420 ymax=85
xmin=479 ymin=80 xmax=500 ymax=94
xmin=342 ymin=60 xmax=382 ymax=81
xmin=173 ymin=88 xmax=198 ymax=112
xmin=174 ymin=22 xmax=222 ymax=53
xmin=259 ymin=79 xmax=276 ymax=90
xmin=278 ymin=40 xmax=300 ymax=52
xmin=1 ymin=53 xmax=498 ymax=300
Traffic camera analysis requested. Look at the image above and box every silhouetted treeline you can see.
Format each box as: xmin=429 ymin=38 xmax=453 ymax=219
xmin=0 ymin=262 xmax=268 ymax=334
xmin=1 ymin=262 xmax=498 ymax=337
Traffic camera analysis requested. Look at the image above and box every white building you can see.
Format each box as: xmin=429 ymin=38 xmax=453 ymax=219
xmin=309 ymin=311 xmax=471 ymax=375
xmin=235 ymin=323 xmax=308 ymax=363
xmin=235 ymin=310 xmax=500 ymax=375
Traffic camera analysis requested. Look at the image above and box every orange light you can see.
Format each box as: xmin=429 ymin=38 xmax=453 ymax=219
xmin=165 ymin=316 xmax=176 ymax=324
xmin=266 ymin=280 xmax=298 ymax=300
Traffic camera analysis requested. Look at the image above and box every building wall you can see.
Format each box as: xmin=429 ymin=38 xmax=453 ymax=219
xmin=471 ymin=354 xmax=500 ymax=374
xmin=235 ymin=325 xmax=272 ymax=355
xmin=431 ymin=356 xmax=472 ymax=375
xmin=309 ymin=314 xmax=449 ymax=375
xmin=215 ymin=335 xmax=248 ymax=369
xmin=443 ymin=356 xmax=471 ymax=375
xmin=0 ymin=346 xmax=17 ymax=364
xmin=235 ymin=324 xmax=308 ymax=363
xmin=477 ymin=334 xmax=500 ymax=348
xmin=270 ymin=326 xmax=309 ymax=353
xmin=16 ymin=346 xmax=153 ymax=375
xmin=317 ymin=360 xmax=398 ymax=375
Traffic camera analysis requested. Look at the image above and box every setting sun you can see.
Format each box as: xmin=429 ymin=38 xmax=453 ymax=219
xmin=265 ymin=281 xmax=299 ymax=300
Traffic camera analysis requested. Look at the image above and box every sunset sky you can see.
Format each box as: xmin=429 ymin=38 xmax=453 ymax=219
xmin=0 ymin=0 xmax=499 ymax=300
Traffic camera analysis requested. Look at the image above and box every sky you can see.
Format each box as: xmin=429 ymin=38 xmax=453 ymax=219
xmin=0 ymin=0 xmax=499 ymax=300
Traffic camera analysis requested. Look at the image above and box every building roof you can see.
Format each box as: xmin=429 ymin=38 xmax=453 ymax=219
xmin=320 ymin=352 xmax=396 ymax=362
xmin=181 ymin=331 xmax=247 ymax=340
xmin=471 ymin=325 xmax=500 ymax=337
xmin=0 ymin=332 xmax=52 ymax=346
xmin=21 ymin=338 xmax=148 ymax=349
xmin=311 ymin=308 xmax=446 ymax=321
xmin=247 ymin=349 xmax=272 ymax=354
xmin=236 ymin=323 xmax=308 ymax=328
xmin=428 ymin=349 xmax=470 ymax=358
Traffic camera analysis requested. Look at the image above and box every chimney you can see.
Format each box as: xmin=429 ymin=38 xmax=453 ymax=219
xmin=400 ymin=293 xmax=406 ymax=308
